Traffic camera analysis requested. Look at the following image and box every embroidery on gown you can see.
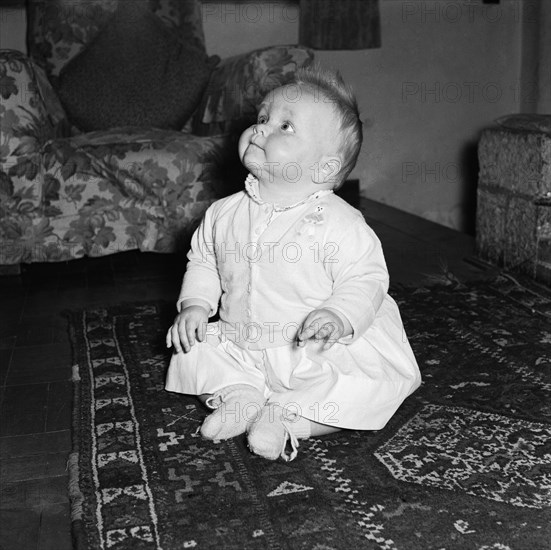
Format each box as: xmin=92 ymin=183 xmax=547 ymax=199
xmin=244 ymin=174 xmax=332 ymax=212
xmin=296 ymin=206 xmax=325 ymax=239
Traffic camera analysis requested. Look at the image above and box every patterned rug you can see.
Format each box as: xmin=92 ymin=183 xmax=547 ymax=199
xmin=68 ymin=275 xmax=551 ymax=550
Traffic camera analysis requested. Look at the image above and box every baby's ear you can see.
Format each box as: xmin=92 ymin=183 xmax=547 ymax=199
xmin=313 ymin=156 xmax=342 ymax=185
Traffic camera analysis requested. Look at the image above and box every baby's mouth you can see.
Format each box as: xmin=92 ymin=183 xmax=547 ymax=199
xmin=249 ymin=139 xmax=264 ymax=151
xmin=249 ymin=141 xmax=264 ymax=151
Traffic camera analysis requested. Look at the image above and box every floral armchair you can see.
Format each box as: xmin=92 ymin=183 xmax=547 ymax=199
xmin=0 ymin=0 xmax=313 ymax=265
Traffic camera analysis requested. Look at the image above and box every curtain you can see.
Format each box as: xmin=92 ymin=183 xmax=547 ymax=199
xmin=299 ymin=0 xmax=381 ymax=50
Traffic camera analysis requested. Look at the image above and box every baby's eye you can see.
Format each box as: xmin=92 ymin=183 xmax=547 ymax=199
xmin=257 ymin=114 xmax=268 ymax=124
xmin=281 ymin=122 xmax=294 ymax=132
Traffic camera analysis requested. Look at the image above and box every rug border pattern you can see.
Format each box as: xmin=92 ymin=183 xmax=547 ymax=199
xmin=69 ymin=307 xmax=165 ymax=550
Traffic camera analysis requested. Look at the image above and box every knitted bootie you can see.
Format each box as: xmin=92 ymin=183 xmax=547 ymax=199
xmin=247 ymin=404 xmax=311 ymax=461
xmin=200 ymin=384 xmax=266 ymax=441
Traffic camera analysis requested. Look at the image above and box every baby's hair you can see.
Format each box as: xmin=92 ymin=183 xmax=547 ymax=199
xmin=291 ymin=65 xmax=363 ymax=188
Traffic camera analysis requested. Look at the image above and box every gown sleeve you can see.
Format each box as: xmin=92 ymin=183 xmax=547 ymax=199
xmin=176 ymin=205 xmax=223 ymax=316
xmin=319 ymin=217 xmax=389 ymax=342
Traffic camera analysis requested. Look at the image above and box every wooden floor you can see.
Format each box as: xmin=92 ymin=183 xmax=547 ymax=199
xmin=0 ymin=198 xmax=492 ymax=550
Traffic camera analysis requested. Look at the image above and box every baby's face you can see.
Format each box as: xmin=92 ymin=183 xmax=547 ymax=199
xmin=238 ymin=84 xmax=341 ymax=187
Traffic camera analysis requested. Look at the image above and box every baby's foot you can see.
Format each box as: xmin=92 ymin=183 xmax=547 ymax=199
xmin=247 ymin=404 xmax=311 ymax=461
xmin=200 ymin=384 xmax=266 ymax=441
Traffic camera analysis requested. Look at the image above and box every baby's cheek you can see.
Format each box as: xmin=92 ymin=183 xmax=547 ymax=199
xmin=238 ymin=128 xmax=253 ymax=157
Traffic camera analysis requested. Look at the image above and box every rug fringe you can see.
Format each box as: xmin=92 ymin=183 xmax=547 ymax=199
xmin=72 ymin=364 xmax=81 ymax=382
xmin=69 ymin=362 xmax=84 ymax=525
xmin=67 ymin=451 xmax=84 ymax=522
xmin=68 ymin=344 xmax=87 ymax=550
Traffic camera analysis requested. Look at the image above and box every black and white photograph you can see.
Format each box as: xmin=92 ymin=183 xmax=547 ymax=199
xmin=0 ymin=1 xmax=550 ymax=548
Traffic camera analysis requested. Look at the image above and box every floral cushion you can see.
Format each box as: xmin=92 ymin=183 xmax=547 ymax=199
xmin=27 ymin=0 xmax=206 ymax=80
xmin=192 ymin=46 xmax=315 ymax=136
xmin=56 ymin=1 xmax=218 ymax=131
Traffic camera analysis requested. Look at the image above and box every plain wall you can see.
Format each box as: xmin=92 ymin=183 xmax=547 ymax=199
xmin=203 ymin=0 xmax=527 ymax=233
xmin=1 ymin=1 xmax=544 ymax=233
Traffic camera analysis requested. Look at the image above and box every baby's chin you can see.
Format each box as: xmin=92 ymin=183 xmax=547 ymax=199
xmin=242 ymin=157 xmax=261 ymax=178
xmin=241 ymin=145 xmax=265 ymax=170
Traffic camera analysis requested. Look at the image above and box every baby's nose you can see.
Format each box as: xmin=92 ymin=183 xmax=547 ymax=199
xmin=253 ymin=124 xmax=266 ymax=136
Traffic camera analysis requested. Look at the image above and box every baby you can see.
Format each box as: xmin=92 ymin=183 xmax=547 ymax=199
xmin=166 ymin=66 xmax=421 ymax=461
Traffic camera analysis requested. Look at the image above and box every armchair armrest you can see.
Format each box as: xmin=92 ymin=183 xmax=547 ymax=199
xmin=1 ymin=50 xmax=72 ymax=259
xmin=191 ymin=45 xmax=314 ymax=137
xmin=0 ymin=50 xmax=70 ymax=168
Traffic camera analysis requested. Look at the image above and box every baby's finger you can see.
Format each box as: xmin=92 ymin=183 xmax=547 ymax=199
xmin=166 ymin=327 xmax=173 ymax=348
xmin=170 ymin=325 xmax=183 ymax=353
xmin=177 ymin=323 xmax=190 ymax=353
xmin=197 ymin=320 xmax=206 ymax=342
xmin=298 ymin=321 xmax=331 ymax=347
xmin=315 ymin=321 xmax=336 ymax=341
xmin=298 ymin=312 xmax=323 ymax=338
xmin=322 ymin=323 xmax=342 ymax=350
xmin=185 ymin=322 xmax=197 ymax=350
xmin=297 ymin=322 xmax=319 ymax=345
xmin=322 ymin=333 xmax=339 ymax=350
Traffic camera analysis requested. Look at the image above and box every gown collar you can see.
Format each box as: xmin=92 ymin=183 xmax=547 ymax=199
xmin=244 ymin=174 xmax=333 ymax=212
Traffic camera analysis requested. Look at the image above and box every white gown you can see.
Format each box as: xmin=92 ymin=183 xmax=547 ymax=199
xmin=165 ymin=176 xmax=421 ymax=430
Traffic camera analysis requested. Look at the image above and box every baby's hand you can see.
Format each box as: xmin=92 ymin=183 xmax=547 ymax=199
xmin=166 ymin=305 xmax=209 ymax=353
xmin=297 ymin=308 xmax=346 ymax=350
